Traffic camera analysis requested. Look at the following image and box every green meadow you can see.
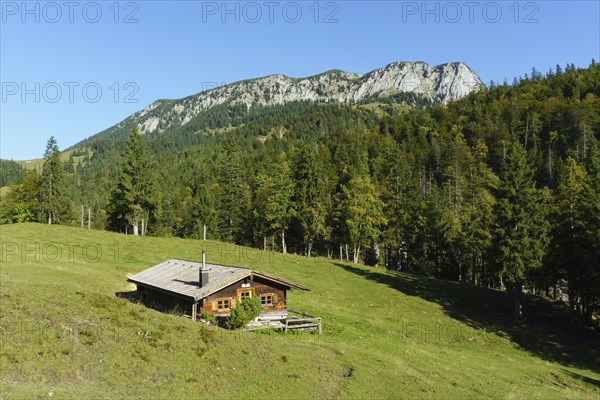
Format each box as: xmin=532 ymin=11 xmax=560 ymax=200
xmin=1 ymin=223 xmax=598 ymax=399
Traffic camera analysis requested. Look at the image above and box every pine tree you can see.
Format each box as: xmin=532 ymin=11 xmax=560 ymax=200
xmin=493 ymin=142 xmax=549 ymax=322
xmin=107 ymin=128 xmax=156 ymax=235
xmin=39 ymin=136 xmax=71 ymax=224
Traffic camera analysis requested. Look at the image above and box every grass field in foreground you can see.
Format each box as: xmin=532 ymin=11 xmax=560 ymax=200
xmin=1 ymin=223 xmax=599 ymax=399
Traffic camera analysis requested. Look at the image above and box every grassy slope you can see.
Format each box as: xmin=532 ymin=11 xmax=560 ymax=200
xmin=0 ymin=223 xmax=598 ymax=399
xmin=0 ymin=149 xmax=91 ymax=194
xmin=14 ymin=148 xmax=91 ymax=173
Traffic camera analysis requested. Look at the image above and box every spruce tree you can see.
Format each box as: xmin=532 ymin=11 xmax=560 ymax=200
xmin=107 ymin=128 xmax=156 ymax=235
xmin=548 ymin=153 xmax=600 ymax=322
xmin=461 ymin=140 xmax=499 ymax=286
xmin=253 ymin=159 xmax=295 ymax=253
xmin=189 ymin=182 xmax=218 ymax=240
xmin=577 ymin=151 xmax=600 ymax=322
xmin=39 ymin=136 xmax=71 ymax=224
xmin=293 ymin=145 xmax=331 ymax=257
xmin=424 ymin=181 xmax=458 ymax=279
xmin=180 ymin=154 xmax=219 ymax=240
xmin=218 ymin=135 xmax=250 ymax=244
xmin=553 ymin=157 xmax=588 ymax=313
xmin=493 ymin=142 xmax=549 ymax=322
xmin=383 ymin=150 xmax=425 ymax=272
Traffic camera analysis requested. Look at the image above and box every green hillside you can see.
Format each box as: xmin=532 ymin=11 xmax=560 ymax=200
xmin=1 ymin=223 xmax=598 ymax=399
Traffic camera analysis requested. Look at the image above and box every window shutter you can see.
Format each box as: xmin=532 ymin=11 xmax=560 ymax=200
xmin=230 ymin=298 xmax=236 ymax=308
xmin=211 ymin=301 xmax=217 ymax=311
xmin=272 ymin=293 xmax=278 ymax=304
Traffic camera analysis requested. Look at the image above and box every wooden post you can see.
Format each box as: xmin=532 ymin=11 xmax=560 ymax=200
xmin=141 ymin=219 xmax=145 ymax=237
xmin=191 ymin=303 xmax=197 ymax=321
xmin=203 ymin=224 xmax=206 ymax=241
xmin=81 ymin=205 xmax=84 ymax=228
xmin=87 ymin=208 xmax=91 ymax=229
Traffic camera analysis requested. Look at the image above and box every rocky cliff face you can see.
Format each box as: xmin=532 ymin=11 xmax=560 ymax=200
xmin=113 ymin=61 xmax=484 ymax=136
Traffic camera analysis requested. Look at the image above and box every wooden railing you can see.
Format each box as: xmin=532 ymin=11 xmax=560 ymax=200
xmin=285 ymin=309 xmax=322 ymax=334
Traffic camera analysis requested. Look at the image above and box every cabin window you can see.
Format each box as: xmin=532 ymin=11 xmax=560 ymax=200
xmin=216 ymin=298 xmax=230 ymax=310
xmin=260 ymin=294 xmax=274 ymax=306
xmin=237 ymin=288 xmax=255 ymax=301
xmin=240 ymin=290 xmax=252 ymax=299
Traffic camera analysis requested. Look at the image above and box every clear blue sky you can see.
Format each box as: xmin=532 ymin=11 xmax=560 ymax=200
xmin=1 ymin=0 xmax=598 ymax=160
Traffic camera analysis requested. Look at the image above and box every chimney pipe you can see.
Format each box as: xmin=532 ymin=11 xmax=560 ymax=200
xmin=200 ymin=250 xmax=209 ymax=287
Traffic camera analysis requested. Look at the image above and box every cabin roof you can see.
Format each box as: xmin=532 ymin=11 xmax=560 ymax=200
xmin=127 ymin=258 xmax=307 ymax=302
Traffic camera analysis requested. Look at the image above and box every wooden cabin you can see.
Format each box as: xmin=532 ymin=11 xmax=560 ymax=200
xmin=127 ymin=258 xmax=307 ymax=321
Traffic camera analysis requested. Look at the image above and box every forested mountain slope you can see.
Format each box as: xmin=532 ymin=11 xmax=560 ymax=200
xmin=2 ymin=62 xmax=599 ymax=324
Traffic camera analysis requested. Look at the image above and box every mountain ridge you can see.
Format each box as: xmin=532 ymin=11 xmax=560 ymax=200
xmin=70 ymin=61 xmax=484 ymax=149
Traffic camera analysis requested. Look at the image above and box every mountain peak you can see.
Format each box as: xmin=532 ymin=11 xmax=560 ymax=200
xmin=87 ymin=61 xmax=485 ymax=139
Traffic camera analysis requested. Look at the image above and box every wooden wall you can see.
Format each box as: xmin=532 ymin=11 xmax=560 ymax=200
xmin=199 ymin=276 xmax=287 ymax=316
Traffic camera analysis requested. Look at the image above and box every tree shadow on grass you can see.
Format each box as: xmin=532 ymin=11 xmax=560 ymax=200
xmin=336 ymin=263 xmax=600 ymax=374
xmin=562 ymin=370 xmax=600 ymax=387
